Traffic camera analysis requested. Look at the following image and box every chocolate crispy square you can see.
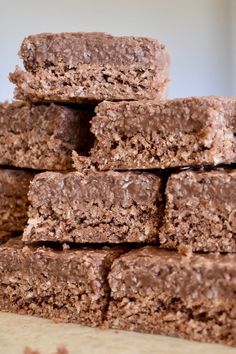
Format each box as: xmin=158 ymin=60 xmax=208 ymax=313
xmin=74 ymin=97 xmax=236 ymax=171
xmin=23 ymin=171 xmax=163 ymax=244
xmin=0 ymin=238 xmax=122 ymax=326
xmin=10 ymin=32 xmax=169 ymax=103
xmin=0 ymin=101 xmax=93 ymax=170
xmin=107 ymin=246 xmax=236 ymax=346
xmin=160 ymin=169 xmax=236 ymax=252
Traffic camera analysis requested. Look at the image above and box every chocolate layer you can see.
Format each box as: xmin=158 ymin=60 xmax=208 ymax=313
xmin=73 ymin=97 xmax=236 ymax=171
xmin=0 ymin=101 xmax=93 ymax=170
xmin=23 ymin=171 xmax=163 ymax=244
xmin=10 ymin=32 xmax=169 ymax=103
xmin=0 ymin=169 xmax=35 ymax=232
xmin=0 ymin=238 xmax=122 ymax=326
xmin=19 ymin=32 xmax=169 ymax=71
xmin=107 ymin=247 xmax=236 ymax=346
xmin=160 ymin=169 xmax=236 ymax=252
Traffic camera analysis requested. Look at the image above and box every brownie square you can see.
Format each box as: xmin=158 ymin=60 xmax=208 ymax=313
xmin=23 ymin=171 xmax=163 ymax=244
xmin=10 ymin=32 xmax=169 ymax=103
xmin=160 ymin=169 xmax=236 ymax=252
xmin=0 ymin=101 xmax=93 ymax=170
xmin=0 ymin=238 xmax=122 ymax=326
xmin=73 ymin=97 xmax=236 ymax=171
xmin=107 ymin=246 xmax=236 ymax=346
xmin=0 ymin=169 xmax=35 ymax=232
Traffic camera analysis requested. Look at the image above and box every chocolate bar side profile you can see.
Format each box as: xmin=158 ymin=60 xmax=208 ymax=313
xmin=159 ymin=169 xmax=236 ymax=252
xmin=23 ymin=170 xmax=164 ymax=244
xmin=9 ymin=32 xmax=169 ymax=103
xmin=0 ymin=238 xmax=123 ymax=326
xmin=0 ymin=101 xmax=94 ymax=170
xmin=73 ymin=96 xmax=236 ymax=171
xmin=106 ymin=247 xmax=236 ymax=346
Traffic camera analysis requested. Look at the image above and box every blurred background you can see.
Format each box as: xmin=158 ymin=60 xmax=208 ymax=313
xmin=0 ymin=0 xmax=235 ymax=101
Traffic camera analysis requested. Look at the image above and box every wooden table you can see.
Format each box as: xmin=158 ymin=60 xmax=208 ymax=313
xmin=0 ymin=312 xmax=234 ymax=354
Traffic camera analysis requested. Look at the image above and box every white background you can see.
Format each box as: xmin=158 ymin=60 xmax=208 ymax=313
xmin=0 ymin=0 xmax=235 ymax=101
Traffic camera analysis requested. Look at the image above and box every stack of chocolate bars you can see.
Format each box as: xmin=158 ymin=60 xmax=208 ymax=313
xmin=0 ymin=32 xmax=235 ymax=346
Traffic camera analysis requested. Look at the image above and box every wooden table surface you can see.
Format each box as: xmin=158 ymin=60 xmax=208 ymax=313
xmin=0 ymin=312 xmax=235 ymax=354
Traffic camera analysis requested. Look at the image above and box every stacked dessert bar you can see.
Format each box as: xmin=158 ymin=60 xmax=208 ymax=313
xmin=0 ymin=93 xmax=94 ymax=236
xmin=0 ymin=32 xmax=235 ymax=346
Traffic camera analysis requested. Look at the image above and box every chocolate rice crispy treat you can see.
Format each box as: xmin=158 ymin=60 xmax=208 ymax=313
xmin=0 ymin=169 xmax=35 ymax=232
xmin=106 ymin=246 xmax=236 ymax=346
xmin=0 ymin=238 xmax=122 ymax=326
xmin=0 ymin=101 xmax=93 ymax=170
xmin=160 ymin=169 xmax=236 ymax=252
xmin=73 ymin=97 xmax=236 ymax=171
xmin=23 ymin=171 xmax=163 ymax=244
xmin=9 ymin=32 xmax=169 ymax=103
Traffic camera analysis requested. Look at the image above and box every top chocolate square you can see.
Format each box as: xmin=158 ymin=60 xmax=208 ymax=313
xmin=10 ymin=32 xmax=169 ymax=103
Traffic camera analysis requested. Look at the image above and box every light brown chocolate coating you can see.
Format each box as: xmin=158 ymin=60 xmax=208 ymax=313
xmin=0 ymin=238 xmax=122 ymax=326
xmin=10 ymin=32 xmax=169 ymax=103
xmin=23 ymin=171 xmax=163 ymax=244
xmin=160 ymin=169 xmax=236 ymax=252
xmin=0 ymin=101 xmax=93 ymax=170
xmin=73 ymin=96 xmax=236 ymax=171
xmin=0 ymin=169 xmax=35 ymax=232
xmin=107 ymin=246 xmax=236 ymax=346
xmin=19 ymin=32 xmax=169 ymax=71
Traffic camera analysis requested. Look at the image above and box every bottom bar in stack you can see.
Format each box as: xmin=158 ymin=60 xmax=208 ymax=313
xmin=0 ymin=237 xmax=122 ymax=326
xmin=0 ymin=239 xmax=235 ymax=346
xmin=106 ymin=247 xmax=236 ymax=346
